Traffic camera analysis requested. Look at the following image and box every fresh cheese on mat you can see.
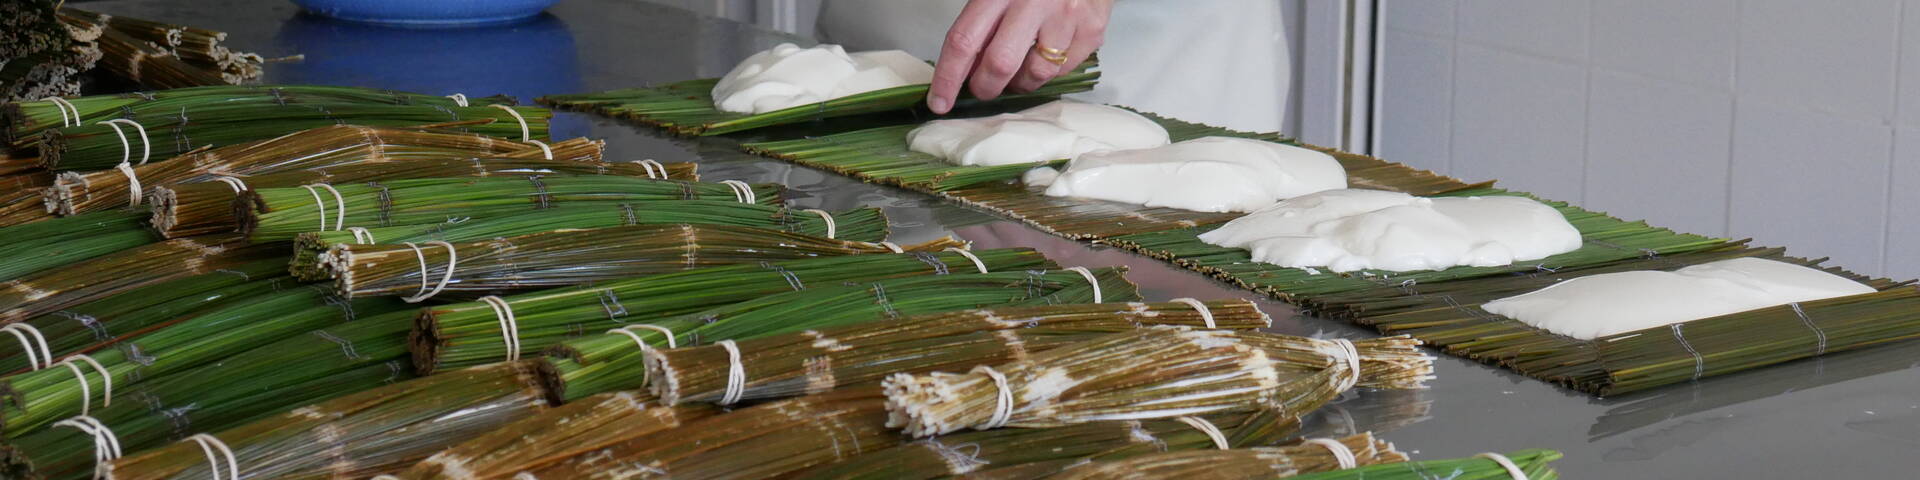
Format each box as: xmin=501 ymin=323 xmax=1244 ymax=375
xmin=1482 ymin=257 xmax=1876 ymax=339
xmin=1197 ymin=189 xmax=1581 ymax=272
xmin=711 ymin=43 xmax=934 ymax=114
xmin=906 ymin=100 xmax=1171 ymax=166
xmin=1041 ymin=136 xmax=1346 ymax=212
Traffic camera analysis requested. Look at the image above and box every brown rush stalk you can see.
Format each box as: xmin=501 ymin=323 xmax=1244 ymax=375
xmin=884 ymin=328 xmax=1433 ymax=437
xmin=1038 ymin=432 xmax=1407 ymax=480
xmin=0 ymin=234 xmax=282 ymax=324
xmin=54 ymin=9 xmax=228 ymax=89
xmin=1282 ymin=449 xmax=1565 ymax=480
xmin=646 ymin=300 xmax=1271 ymax=406
xmin=68 ymin=8 xmax=268 ymax=84
xmin=102 ymin=361 xmax=551 ymax=480
xmin=398 ymin=391 xmax=720 ymax=480
xmin=0 ymin=257 xmax=285 ymax=375
xmin=327 ymin=224 xmax=962 ymax=298
xmin=534 ymin=267 xmax=1139 ymax=404
xmin=5 ymin=86 xmax=504 ymax=147
xmin=413 ymin=248 xmax=1055 ymax=375
xmin=46 ymin=124 xmax=606 ymax=217
xmin=235 ymin=176 xmax=783 ymax=242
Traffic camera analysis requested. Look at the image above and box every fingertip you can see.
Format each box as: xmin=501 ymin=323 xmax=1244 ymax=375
xmin=927 ymin=95 xmax=952 ymax=114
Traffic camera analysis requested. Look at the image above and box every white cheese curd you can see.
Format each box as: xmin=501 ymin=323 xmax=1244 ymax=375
xmin=711 ymin=43 xmax=934 ymax=114
xmin=1481 ymin=257 xmax=1876 ymax=339
xmin=906 ymin=100 xmax=1170 ymax=167
xmin=1041 ymin=136 xmax=1347 ymax=212
xmin=1196 ymin=189 xmax=1582 ymax=272
xmin=1022 ymin=166 xmax=1061 ymax=187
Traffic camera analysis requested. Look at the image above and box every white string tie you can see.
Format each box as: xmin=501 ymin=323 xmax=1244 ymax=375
xmin=113 ymin=163 xmax=144 ymax=206
xmin=633 ymin=159 xmax=661 ymax=179
xmin=718 ymin=339 xmax=746 ymax=405
xmin=1176 ymin=416 xmax=1229 ymax=449
xmin=489 ymin=104 xmax=532 ymax=141
xmin=480 ymin=296 xmax=521 ymax=361
xmin=0 ymin=323 xmax=53 ymax=369
xmin=347 ymin=226 xmax=375 ymax=244
xmin=1328 ymin=338 xmax=1362 ymax=392
xmin=101 ymin=119 xmax=151 ymax=165
xmin=607 ymin=324 xmax=677 ymax=350
xmin=1168 ymin=298 xmax=1216 ymax=329
xmin=44 ymin=97 xmax=80 ymax=127
xmin=1304 ymin=438 xmax=1358 ymax=469
xmin=212 ymin=176 xmax=249 ymax=193
xmin=800 ymin=209 xmax=836 ymax=239
xmin=185 ymin=433 xmax=240 ymax=480
xmin=314 ymin=184 xmax=346 ymax=230
xmin=445 ymin=93 xmax=470 ymax=107
xmin=401 ymin=241 xmax=459 ymax=303
xmin=944 ymin=248 xmax=988 ymax=274
xmin=527 ymin=139 xmax=553 ymax=160
xmin=639 ymin=159 xmax=668 ymax=179
xmin=972 ymin=365 xmax=1014 ymax=429
xmin=300 ymin=185 xmax=329 ymax=231
xmin=59 ymin=354 xmax=112 ymax=415
xmin=54 ymin=415 xmax=122 ymax=479
xmin=1063 ymin=266 xmax=1102 ymax=303
xmin=1476 ymin=452 xmax=1530 ymax=480
xmin=879 ymin=242 xmax=904 ymax=253
xmin=719 ymin=180 xmax=755 ymax=204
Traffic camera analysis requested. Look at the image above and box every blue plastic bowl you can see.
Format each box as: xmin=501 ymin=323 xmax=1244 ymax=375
xmin=290 ymin=0 xmax=561 ymax=27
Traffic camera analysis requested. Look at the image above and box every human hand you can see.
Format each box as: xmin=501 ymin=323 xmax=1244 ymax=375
xmin=925 ymin=0 xmax=1114 ymax=114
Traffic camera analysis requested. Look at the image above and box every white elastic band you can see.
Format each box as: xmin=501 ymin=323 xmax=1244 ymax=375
xmin=314 ymin=184 xmax=346 ymax=230
xmin=401 ymin=241 xmax=459 ymax=303
xmin=186 ymin=433 xmax=239 ymax=480
xmin=1176 ymin=416 xmax=1229 ymax=449
xmin=608 ymin=324 xmax=677 ymax=349
xmin=1329 ymin=338 xmax=1361 ymax=392
xmin=943 ymin=248 xmax=989 ymax=274
xmin=1168 ymin=298 xmax=1216 ymax=329
xmin=44 ymin=97 xmax=79 ymax=127
xmin=489 ymin=104 xmax=532 ymax=141
xmin=632 ymin=160 xmax=661 ymax=179
xmin=116 ymin=163 xmax=143 ymax=206
xmin=718 ymin=339 xmax=746 ymax=405
xmin=719 ymin=180 xmax=755 ymax=204
xmin=1304 ymin=438 xmax=1357 ymax=470
xmin=300 ymin=185 xmax=329 ymax=231
xmin=1063 ymin=267 xmax=1102 ymax=303
xmin=801 ymin=209 xmax=836 ymax=239
xmin=639 ymin=159 xmax=668 ymax=179
xmin=213 ymin=176 xmax=249 ymax=193
xmin=347 ymin=227 xmax=375 ymax=244
xmin=973 ymin=365 xmax=1014 ymax=429
xmin=480 ymin=296 xmax=521 ymax=361
xmin=879 ymin=241 xmax=904 ymax=254
xmin=101 ymin=119 xmax=151 ymax=165
xmin=527 ymin=140 xmax=553 ymax=160
xmin=1476 ymin=452 xmax=1530 ymax=480
xmin=0 ymin=323 xmax=53 ymax=370
xmin=445 ymin=93 xmax=469 ymax=107
xmin=59 ymin=354 xmax=112 ymax=415
xmin=54 ymin=415 xmax=122 ymax=479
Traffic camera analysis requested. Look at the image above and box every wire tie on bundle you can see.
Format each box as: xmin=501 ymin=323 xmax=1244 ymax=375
xmin=444 ymin=93 xmax=469 ymax=107
xmin=1790 ymin=302 xmax=1829 ymax=356
xmin=719 ymin=180 xmax=756 ymax=204
xmin=1176 ymin=416 xmax=1229 ymax=449
xmin=527 ymin=176 xmax=552 ymax=209
xmin=911 ymin=253 xmax=951 ymax=275
xmin=488 ymin=104 xmax=533 ymax=141
xmin=347 ymin=227 xmax=375 ymax=244
xmin=185 ymin=433 xmax=240 ymax=480
xmin=972 ymin=365 xmax=1014 ymax=429
xmin=608 ymin=324 xmax=677 ymax=351
xmin=101 ymin=119 xmax=151 ymax=165
xmin=801 ymin=208 xmax=837 ymax=238
xmin=59 ymin=354 xmax=112 ymax=415
xmin=1062 ymin=266 xmax=1102 ymax=303
xmin=1304 ymin=438 xmax=1357 ymax=469
xmin=43 ymin=97 xmax=80 ymax=127
xmin=719 ymin=339 xmax=746 ymax=404
xmin=0 ymin=323 xmax=53 ymax=370
xmin=1168 ymin=298 xmax=1216 ymax=328
xmin=1669 ymin=324 xmax=1705 ymax=381
xmin=53 ymin=415 xmax=122 ymax=479
xmin=370 ymin=182 xmax=394 ymax=226
xmin=212 ymin=176 xmax=249 ymax=193
xmin=401 ymin=241 xmax=460 ymax=303
xmin=480 ymin=296 xmax=521 ymax=361
xmin=1475 ymin=452 xmax=1530 ymax=480
xmin=1328 ymin=338 xmax=1361 ymax=392
xmin=944 ymin=248 xmax=989 ymax=274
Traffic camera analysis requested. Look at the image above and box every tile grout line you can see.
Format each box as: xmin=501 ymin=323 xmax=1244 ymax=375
xmin=1723 ymin=0 xmax=1742 ymax=239
xmin=1579 ymin=0 xmax=1594 ymax=206
xmin=1882 ymin=0 xmax=1908 ymax=277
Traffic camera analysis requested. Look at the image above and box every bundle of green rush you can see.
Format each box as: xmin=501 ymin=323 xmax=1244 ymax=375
xmin=66 ymin=8 xmax=268 ymax=84
xmin=1332 ymin=247 xmax=1918 ymax=395
xmin=884 ymin=328 xmax=1433 ymax=437
xmin=286 ymin=201 xmax=867 ymax=280
xmin=1279 ymin=449 xmax=1564 ymax=480
xmin=414 ymin=248 xmax=1053 ymax=374
xmin=326 ymin=224 xmax=958 ymax=299
xmin=154 ymin=155 xmax=692 ymax=239
xmin=536 ymin=46 xmax=1098 ymax=136
xmin=533 ymin=267 xmax=1137 ymax=403
xmin=237 ymin=176 xmax=782 ymax=242
xmin=36 ymin=103 xmax=551 ymax=171
xmin=405 ymin=300 xmax=1262 ymax=479
xmin=100 ymin=361 xmax=550 ymax=480
xmin=55 ymin=9 xmax=230 ymax=90
xmin=4 ymin=85 xmax=505 ymax=146
xmin=0 ymin=234 xmax=281 ymax=323
xmin=647 ymin=300 xmax=1267 ymax=405
xmin=0 ymin=210 xmax=157 ymax=283
xmin=1038 ymin=433 xmax=1410 ymax=480
xmin=0 ymin=284 xmax=409 ymax=438
xmin=0 ymin=257 xmax=284 ymax=375
xmin=47 ymin=123 xmax=604 ymax=217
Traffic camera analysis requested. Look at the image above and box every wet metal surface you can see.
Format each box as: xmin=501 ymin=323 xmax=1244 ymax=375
xmin=76 ymin=0 xmax=1920 ymax=476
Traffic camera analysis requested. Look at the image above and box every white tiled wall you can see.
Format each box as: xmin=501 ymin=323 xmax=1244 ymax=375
xmin=1378 ymin=0 xmax=1915 ymax=278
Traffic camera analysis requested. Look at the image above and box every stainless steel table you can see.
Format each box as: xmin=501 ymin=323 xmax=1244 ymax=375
xmin=66 ymin=1 xmax=1920 ymax=476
